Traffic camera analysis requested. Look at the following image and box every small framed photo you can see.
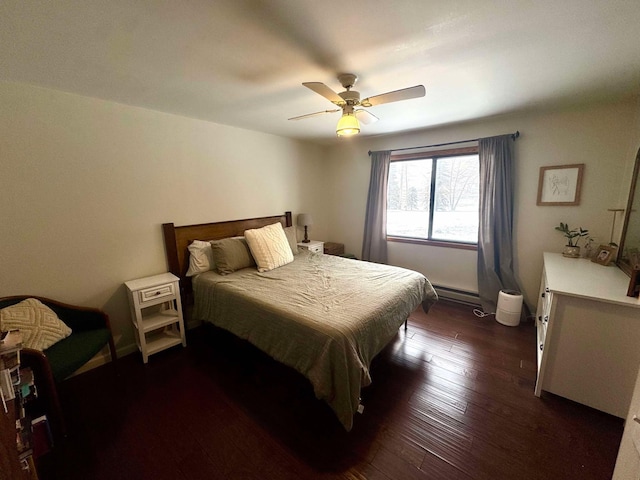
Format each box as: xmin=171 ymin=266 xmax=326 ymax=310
xmin=537 ymin=164 xmax=584 ymax=206
xmin=592 ymin=244 xmax=615 ymax=266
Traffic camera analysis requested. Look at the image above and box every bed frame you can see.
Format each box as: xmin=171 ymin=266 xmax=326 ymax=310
xmin=162 ymin=211 xmax=292 ymax=302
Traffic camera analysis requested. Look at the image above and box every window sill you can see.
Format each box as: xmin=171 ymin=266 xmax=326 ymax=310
xmin=387 ymin=236 xmax=478 ymax=251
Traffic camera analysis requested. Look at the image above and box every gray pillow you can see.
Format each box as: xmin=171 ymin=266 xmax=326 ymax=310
xmin=210 ymin=237 xmax=256 ymax=275
xmin=283 ymin=226 xmax=299 ymax=255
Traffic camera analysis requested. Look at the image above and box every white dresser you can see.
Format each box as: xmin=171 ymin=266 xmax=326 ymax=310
xmin=535 ymin=252 xmax=640 ymax=417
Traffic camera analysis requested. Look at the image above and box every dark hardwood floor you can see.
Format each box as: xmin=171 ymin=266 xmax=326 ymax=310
xmin=37 ymin=300 xmax=624 ymax=479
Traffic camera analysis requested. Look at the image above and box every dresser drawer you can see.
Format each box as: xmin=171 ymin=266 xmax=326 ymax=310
xmin=139 ymin=282 xmax=175 ymax=305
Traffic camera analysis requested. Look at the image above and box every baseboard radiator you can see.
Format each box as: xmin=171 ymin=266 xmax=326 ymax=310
xmin=433 ymin=285 xmax=481 ymax=306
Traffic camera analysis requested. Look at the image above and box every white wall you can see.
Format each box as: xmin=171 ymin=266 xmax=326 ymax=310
xmin=325 ymin=99 xmax=640 ymax=310
xmin=0 ymin=82 xmax=328 ymax=355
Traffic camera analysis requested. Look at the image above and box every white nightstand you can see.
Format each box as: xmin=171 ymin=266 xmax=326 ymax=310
xmin=297 ymin=240 xmax=324 ymax=254
xmin=124 ymin=272 xmax=186 ymax=363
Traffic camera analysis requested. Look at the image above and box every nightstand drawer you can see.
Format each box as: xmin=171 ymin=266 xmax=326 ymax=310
xmin=297 ymin=241 xmax=324 ymax=254
xmin=305 ymin=244 xmax=323 ymax=253
xmin=139 ymin=283 xmax=175 ymax=305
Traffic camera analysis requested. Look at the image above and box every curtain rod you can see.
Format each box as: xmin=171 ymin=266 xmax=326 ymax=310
xmin=368 ymin=130 xmax=520 ymax=156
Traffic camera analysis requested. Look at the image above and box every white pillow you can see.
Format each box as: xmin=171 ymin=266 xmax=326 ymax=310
xmin=244 ymin=223 xmax=294 ymax=272
xmin=186 ymin=240 xmax=214 ymax=276
xmin=0 ymin=298 xmax=72 ymax=351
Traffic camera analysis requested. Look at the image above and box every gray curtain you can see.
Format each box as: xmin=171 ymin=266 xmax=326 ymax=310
xmin=477 ymin=135 xmax=521 ymax=313
xmin=361 ymin=150 xmax=391 ymax=263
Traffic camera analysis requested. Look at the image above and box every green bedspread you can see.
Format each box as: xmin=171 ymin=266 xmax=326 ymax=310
xmin=193 ymin=251 xmax=437 ymax=430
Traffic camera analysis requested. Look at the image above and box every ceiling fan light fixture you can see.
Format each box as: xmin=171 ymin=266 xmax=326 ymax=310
xmin=336 ymin=112 xmax=360 ymax=137
xmin=294 ymin=73 xmax=425 ymax=136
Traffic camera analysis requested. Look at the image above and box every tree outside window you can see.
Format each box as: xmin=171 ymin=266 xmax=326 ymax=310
xmin=387 ymin=152 xmax=479 ymax=244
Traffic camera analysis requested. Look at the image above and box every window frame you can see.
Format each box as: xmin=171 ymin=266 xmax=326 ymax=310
xmin=386 ymin=146 xmax=479 ymax=251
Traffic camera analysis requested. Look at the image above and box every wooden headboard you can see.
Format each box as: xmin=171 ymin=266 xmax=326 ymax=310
xmin=162 ymin=211 xmax=292 ymax=300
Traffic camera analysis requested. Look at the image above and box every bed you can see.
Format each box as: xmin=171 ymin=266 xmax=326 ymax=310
xmin=162 ymin=212 xmax=438 ymax=430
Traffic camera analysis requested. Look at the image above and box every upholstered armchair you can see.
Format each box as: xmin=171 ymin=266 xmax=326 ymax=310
xmin=0 ymin=295 xmax=117 ymax=437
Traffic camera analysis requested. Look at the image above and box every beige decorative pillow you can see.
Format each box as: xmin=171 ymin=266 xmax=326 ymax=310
xmin=283 ymin=226 xmax=299 ymax=255
xmin=0 ymin=298 xmax=72 ymax=351
xmin=186 ymin=240 xmax=214 ymax=277
xmin=244 ymin=223 xmax=294 ymax=272
xmin=210 ymin=237 xmax=256 ymax=275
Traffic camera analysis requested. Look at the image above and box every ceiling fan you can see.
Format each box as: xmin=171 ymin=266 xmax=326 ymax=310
xmin=289 ymin=73 xmax=425 ymax=137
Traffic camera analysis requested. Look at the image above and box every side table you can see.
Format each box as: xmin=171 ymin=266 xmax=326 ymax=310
xmin=323 ymin=242 xmax=345 ymax=256
xmin=125 ymin=273 xmax=187 ymax=363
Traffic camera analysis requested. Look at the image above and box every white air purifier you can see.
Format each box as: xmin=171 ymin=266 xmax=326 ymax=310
xmin=496 ymin=290 xmax=523 ymax=326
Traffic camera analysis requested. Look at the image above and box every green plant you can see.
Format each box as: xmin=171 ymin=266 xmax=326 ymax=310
xmin=555 ymin=222 xmax=589 ymax=247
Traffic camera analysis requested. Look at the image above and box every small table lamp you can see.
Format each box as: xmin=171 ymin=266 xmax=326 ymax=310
xmin=297 ymin=213 xmax=313 ymax=243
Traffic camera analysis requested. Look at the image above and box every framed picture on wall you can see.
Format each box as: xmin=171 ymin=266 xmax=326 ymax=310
xmin=537 ymin=164 xmax=584 ymax=206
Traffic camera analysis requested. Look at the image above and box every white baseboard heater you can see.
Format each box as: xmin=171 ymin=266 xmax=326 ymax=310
xmin=433 ymin=285 xmax=480 ymax=306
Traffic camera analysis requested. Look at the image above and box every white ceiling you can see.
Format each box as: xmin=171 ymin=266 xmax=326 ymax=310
xmin=2 ymin=0 xmax=640 ymax=143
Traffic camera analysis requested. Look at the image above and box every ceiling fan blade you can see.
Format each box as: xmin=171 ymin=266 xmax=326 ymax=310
xmin=360 ymin=85 xmax=426 ymax=107
xmin=288 ymin=109 xmax=341 ymax=121
xmin=302 ymin=82 xmax=345 ymax=105
xmin=355 ymin=109 xmax=379 ymax=125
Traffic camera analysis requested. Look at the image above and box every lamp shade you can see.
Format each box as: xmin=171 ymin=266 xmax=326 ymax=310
xmin=297 ymin=213 xmax=313 ymax=227
xmin=336 ymin=113 xmax=360 ymax=137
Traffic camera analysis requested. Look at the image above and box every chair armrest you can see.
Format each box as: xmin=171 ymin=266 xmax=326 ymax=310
xmin=20 ymin=347 xmax=53 ymax=381
xmin=20 ymin=347 xmax=46 ymax=359
xmin=20 ymin=347 xmax=66 ymax=438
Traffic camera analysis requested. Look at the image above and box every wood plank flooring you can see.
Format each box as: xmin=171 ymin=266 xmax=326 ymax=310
xmin=37 ymin=300 xmax=624 ymax=479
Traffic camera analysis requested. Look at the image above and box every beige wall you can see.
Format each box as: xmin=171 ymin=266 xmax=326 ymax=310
xmin=0 ymin=82 xmax=328 ymax=355
xmin=324 ymin=99 xmax=640 ymax=310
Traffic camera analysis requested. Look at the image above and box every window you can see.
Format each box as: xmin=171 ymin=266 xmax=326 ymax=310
xmin=386 ymin=148 xmax=479 ymax=246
